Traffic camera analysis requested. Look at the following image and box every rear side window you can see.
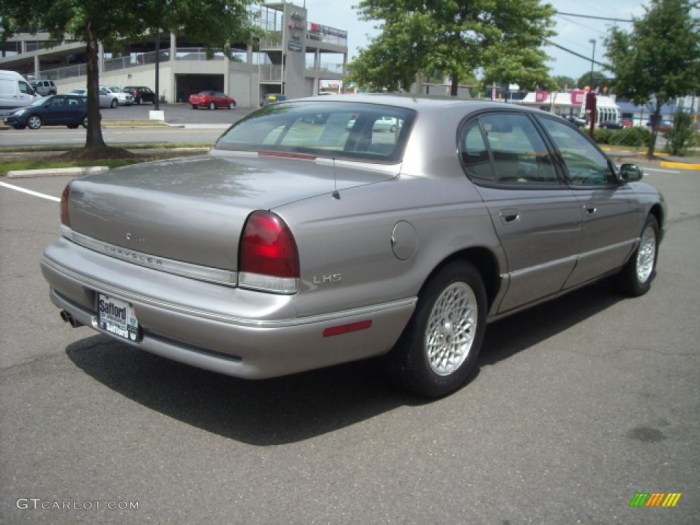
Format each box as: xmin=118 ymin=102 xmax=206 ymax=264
xmin=461 ymin=121 xmax=494 ymax=180
xmin=216 ymin=102 xmax=415 ymax=163
xmin=460 ymin=113 xmax=558 ymax=185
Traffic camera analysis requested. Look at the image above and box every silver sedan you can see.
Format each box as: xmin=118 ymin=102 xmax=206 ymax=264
xmin=41 ymin=95 xmax=665 ymax=397
xmin=69 ymin=88 xmax=119 ymax=108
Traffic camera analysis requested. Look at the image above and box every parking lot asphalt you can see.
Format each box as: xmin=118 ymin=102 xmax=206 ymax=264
xmin=1 ymin=163 xmax=699 ymax=523
xmin=99 ymin=102 xmax=257 ymax=126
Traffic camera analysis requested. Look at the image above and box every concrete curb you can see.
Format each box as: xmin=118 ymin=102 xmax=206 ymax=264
xmin=7 ymin=166 xmax=110 ymax=178
xmin=659 ymin=161 xmax=700 ymax=170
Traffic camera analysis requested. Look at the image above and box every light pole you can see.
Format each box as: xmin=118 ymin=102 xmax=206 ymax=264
xmin=588 ymin=38 xmax=596 ymax=89
xmin=588 ymin=38 xmax=597 ymax=137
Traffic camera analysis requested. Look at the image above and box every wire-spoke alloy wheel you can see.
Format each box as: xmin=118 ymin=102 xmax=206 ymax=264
xmin=636 ymin=223 xmax=657 ymax=284
xmin=425 ymin=282 xmax=477 ymax=376
xmin=386 ymin=260 xmax=487 ymax=398
xmin=616 ymin=215 xmax=660 ymax=296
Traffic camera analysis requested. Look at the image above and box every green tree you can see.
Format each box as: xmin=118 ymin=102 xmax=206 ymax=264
xmin=575 ymin=71 xmax=613 ymax=92
xmin=553 ymin=75 xmax=577 ymax=90
xmin=0 ymin=0 xmax=256 ymax=157
xmin=606 ymin=0 xmax=700 ymax=158
xmin=348 ymin=0 xmax=556 ymax=96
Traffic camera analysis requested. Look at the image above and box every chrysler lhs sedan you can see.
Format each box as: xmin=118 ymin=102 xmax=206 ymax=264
xmin=41 ymin=95 xmax=665 ymax=397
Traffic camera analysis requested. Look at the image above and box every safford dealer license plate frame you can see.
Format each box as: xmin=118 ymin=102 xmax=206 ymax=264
xmin=97 ymin=294 xmax=141 ymax=342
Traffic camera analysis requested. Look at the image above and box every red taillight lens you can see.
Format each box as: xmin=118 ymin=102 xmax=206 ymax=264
xmin=60 ymin=183 xmax=71 ymax=227
xmin=239 ymin=211 xmax=299 ymax=293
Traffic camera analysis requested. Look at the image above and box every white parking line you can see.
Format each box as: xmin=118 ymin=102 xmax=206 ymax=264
xmin=644 ymin=167 xmax=681 ymax=174
xmin=0 ymin=181 xmax=60 ymax=202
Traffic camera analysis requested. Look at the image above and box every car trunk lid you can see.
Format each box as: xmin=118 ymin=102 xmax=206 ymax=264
xmin=65 ymin=153 xmax=397 ymax=272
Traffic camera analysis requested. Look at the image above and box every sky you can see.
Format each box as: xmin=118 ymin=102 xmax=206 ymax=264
xmin=300 ymin=0 xmax=649 ymax=81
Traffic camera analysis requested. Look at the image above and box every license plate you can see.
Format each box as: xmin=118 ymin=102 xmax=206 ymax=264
xmin=97 ymin=294 xmax=140 ymax=342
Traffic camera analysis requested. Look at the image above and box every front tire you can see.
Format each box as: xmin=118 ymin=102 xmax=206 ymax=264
xmin=386 ymin=261 xmax=487 ymax=398
xmin=616 ymin=215 xmax=659 ymax=296
xmin=209 ymin=101 xmax=216 ymax=110
xmin=228 ymin=101 xmax=236 ymax=110
xmin=110 ymin=99 xmax=118 ymax=109
xmin=27 ymin=115 xmax=42 ymax=129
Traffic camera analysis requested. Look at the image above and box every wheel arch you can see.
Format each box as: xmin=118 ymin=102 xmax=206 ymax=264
xmin=421 ymin=246 xmax=501 ymax=311
xmin=648 ymin=203 xmax=665 ymax=240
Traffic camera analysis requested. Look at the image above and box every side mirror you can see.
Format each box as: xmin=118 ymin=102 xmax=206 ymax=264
xmin=619 ymin=164 xmax=643 ymax=182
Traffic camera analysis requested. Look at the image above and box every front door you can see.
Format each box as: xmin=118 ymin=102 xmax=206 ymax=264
xmin=537 ymin=116 xmax=643 ymax=288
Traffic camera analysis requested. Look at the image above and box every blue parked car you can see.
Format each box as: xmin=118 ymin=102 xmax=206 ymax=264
xmin=4 ymin=94 xmax=88 ymax=129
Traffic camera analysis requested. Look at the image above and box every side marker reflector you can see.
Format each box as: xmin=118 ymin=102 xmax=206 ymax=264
xmin=323 ymin=320 xmax=372 ymax=338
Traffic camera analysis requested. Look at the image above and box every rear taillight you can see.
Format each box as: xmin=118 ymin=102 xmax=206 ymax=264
xmin=60 ymin=182 xmax=71 ymax=228
xmin=239 ymin=211 xmax=299 ymax=294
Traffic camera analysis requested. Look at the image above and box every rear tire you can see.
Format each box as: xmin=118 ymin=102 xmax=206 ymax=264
xmin=191 ymin=104 xmax=197 ymax=109
xmin=209 ymin=101 xmax=216 ymax=110
xmin=615 ymin=215 xmax=659 ymax=296
xmin=386 ymin=260 xmax=487 ymax=398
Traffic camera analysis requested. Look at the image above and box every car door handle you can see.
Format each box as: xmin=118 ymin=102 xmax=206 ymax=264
xmin=499 ymin=209 xmax=520 ymax=224
xmin=584 ymin=206 xmax=597 ymax=216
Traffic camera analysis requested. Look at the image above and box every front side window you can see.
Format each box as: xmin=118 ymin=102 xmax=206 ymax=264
xmin=19 ymin=81 xmax=33 ymax=95
xmin=538 ymin=117 xmax=617 ymax=186
xmin=216 ymin=102 xmax=415 ymax=163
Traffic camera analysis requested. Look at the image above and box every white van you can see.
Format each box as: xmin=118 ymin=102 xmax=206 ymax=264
xmin=0 ymin=70 xmax=38 ymax=111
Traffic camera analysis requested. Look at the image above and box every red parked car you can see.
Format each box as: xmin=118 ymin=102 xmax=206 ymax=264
xmin=188 ymin=90 xmax=236 ymax=110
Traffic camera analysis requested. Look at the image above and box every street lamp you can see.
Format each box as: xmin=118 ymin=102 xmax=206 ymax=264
xmin=587 ymin=38 xmax=597 ymax=137
xmin=589 ymin=38 xmax=596 ymax=89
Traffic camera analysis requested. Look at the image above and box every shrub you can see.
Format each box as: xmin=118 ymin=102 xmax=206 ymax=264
xmin=594 ymin=128 xmax=612 ymax=144
xmin=594 ymin=127 xmax=650 ymax=148
xmin=665 ymin=111 xmax=695 ymax=156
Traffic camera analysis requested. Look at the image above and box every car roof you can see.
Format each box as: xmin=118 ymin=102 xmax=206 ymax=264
xmin=287 ymin=93 xmax=545 ymax=118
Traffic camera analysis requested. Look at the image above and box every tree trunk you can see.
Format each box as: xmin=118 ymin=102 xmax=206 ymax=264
xmin=450 ymin=74 xmax=459 ymax=97
xmin=85 ymin=21 xmax=106 ymax=149
xmin=415 ymin=72 xmax=424 ymax=96
xmin=646 ymin=105 xmax=661 ymax=159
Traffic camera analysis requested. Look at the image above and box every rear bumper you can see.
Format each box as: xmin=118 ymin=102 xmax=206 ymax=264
xmin=41 ymin=238 xmax=415 ymax=379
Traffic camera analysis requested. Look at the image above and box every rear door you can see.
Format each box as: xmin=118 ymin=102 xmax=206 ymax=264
xmin=460 ymin=112 xmax=582 ymax=313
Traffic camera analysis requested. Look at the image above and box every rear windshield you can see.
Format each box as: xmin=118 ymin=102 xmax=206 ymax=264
xmin=215 ymin=101 xmax=415 ymax=163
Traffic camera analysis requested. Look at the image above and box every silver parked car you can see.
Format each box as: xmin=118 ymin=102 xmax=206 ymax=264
xmin=69 ymin=88 xmax=119 ymax=108
xmin=41 ymin=95 xmax=665 ymax=397
xmin=100 ymin=85 xmax=134 ymax=105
